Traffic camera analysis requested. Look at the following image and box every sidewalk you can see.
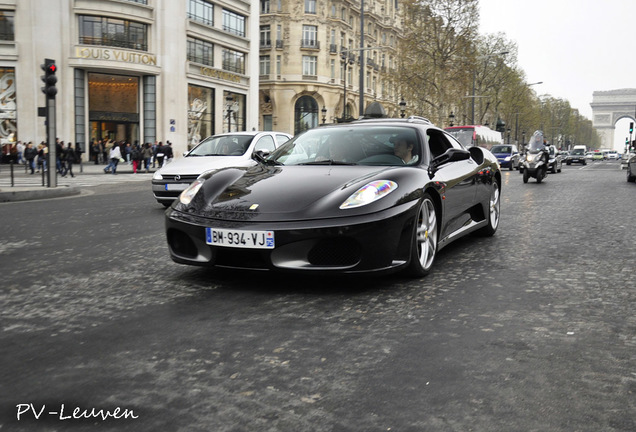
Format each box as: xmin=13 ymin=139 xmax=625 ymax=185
xmin=0 ymin=161 xmax=158 ymax=203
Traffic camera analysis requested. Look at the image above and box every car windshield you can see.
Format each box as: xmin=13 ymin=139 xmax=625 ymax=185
xmin=571 ymin=149 xmax=585 ymax=155
xmin=188 ymin=135 xmax=255 ymax=157
xmin=527 ymin=131 xmax=546 ymax=153
xmin=491 ymin=145 xmax=512 ymax=153
xmin=266 ymin=126 xmax=421 ymax=166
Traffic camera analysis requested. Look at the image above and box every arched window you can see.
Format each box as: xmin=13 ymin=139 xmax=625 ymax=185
xmin=294 ymin=95 xmax=318 ymax=134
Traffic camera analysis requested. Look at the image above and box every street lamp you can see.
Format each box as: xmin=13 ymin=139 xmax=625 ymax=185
xmin=225 ymin=95 xmax=234 ymax=132
xmin=448 ymin=111 xmax=455 ymax=127
xmin=471 ymin=51 xmax=509 ymax=125
xmin=399 ymin=97 xmax=406 ymax=118
xmin=340 ymin=50 xmax=354 ymax=120
xmin=321 ymin=106 xmax=327 ymax=125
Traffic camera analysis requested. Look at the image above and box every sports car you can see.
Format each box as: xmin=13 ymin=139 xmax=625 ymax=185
xmin=165 ymin=117 xmax=502 ymax=276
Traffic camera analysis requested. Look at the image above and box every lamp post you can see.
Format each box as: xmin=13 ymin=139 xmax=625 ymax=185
xmin=341 ymin=50 xmax=354 ymax=120
xmin=225 ymin=95 xmax=234 ymax=132
xmin=321 ymin=106 xmax=327 ymax=125
xmin=399 ymin=97 xmax=406 ymax=118
xmin=471 ymin=51 xmax=509 ymax=125
xmin=448 ymin=111 xmax=455 ymax=127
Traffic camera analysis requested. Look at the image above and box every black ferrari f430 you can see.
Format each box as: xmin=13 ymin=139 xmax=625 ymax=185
xmin=165 ymin=116 xmax=501 ymax=276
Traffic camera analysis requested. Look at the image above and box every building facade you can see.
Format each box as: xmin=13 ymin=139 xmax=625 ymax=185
xmin=1 ymin=0 xmax=259 ymax=158
xmin=258 ymin=0 xmax=404 ymax=134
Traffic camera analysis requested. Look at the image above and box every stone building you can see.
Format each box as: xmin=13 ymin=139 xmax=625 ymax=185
xmin=258 ymin=0 xmax=404 ymax=134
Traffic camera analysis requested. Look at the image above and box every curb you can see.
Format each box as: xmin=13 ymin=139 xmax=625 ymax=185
xmin=0 ymin=185 xmax=81 ymax=203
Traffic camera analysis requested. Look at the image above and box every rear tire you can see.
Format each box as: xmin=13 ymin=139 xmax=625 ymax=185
xmin=407 ymin=195 xmax=438 ymax=277
xmin=477 ymin=180 xmax=500 ymax=237
xmin=523 ymin=169 xmax=529 ymax=183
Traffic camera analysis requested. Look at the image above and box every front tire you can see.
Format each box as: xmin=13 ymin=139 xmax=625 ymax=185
xmin=407 ymin=195 xmax=438 ymax=277
xmin=523 ymin=169 xmax=529 ymax=183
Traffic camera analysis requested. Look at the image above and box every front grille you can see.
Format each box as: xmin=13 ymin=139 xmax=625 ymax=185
xmin=167 ymin=175 xmax=199 ymax=182
xmin=307 ymin=238 xmax=361 ymax=266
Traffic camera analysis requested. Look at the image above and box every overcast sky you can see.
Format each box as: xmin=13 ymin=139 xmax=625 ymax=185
xmin=478 ymin=0 xmax=636 ymax=122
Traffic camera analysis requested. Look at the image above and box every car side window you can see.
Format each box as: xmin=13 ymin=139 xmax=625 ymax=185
xmin=254 ymin=135 xmax=276 ymax=153
xmin=275 ymin=134 xmax=290 ymax=146
xmin=427 ymin=129 xmax=455 ymax=159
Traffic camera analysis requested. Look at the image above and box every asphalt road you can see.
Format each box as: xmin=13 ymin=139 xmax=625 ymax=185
xmin=1 ymin=161 xmax=634 ymax=431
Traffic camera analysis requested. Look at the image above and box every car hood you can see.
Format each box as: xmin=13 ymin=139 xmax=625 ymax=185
xmin=181 ymin=164 xmax=411 ymax=222
xmin=157 ymin=155 xmax=254 ymax=176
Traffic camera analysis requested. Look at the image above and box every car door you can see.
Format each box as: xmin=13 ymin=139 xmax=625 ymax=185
xmin=426 ymin=129 xmax=478 ymax=239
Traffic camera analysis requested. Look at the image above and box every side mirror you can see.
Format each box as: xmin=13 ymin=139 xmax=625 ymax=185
xmin=428 ymin=148 xmax=470 ymax=178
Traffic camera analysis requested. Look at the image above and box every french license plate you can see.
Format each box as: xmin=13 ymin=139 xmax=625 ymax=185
xmin=206 ymin=228 xmax=275 ymax=249
xmin=165 ymin=183 xmax=190 ymax=191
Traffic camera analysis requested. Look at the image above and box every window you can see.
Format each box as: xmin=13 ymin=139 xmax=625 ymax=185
xmin=302 ymin=25 xmax=318 ymax=48
xmin=260 ymin=55 xmax=271 ymax=75
xmin=276 ymin=55 xmax=281 ymax=75
xmin=222 ymin=48 xmax=245 ymax=74
xmin=187 ymin=37 xmax=214 ymax=66
xmin=294 ymin=96 xmax=318 ymax=134
xmin=188 ymin=0 xmax=213 ymax=26
xmin=302 ymin=55 xmax=317 ymax=76
xmin=223 ymin=9 xmax=245 ymax=37
xmin=261 ymin=0 xmax=270 ymax=14
xmin=79 ymin=16 xmax=148 ymax=51
xmin=0 ymin=11 xmax=14 ymax=41
xmin=260 ymin=25 xmax=271 ymax=48
xmin=305 ymin=0 xmax=316 ymax=14
xmin=254 ymin=135 xmax=276 ymax=153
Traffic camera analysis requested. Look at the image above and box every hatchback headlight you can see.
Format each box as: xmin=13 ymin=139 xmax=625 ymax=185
xmin=153 ymin=171 xmax=163 ymax=180
xmin=179 ymin=179 xmax=204 ymax=205
xmin=340 ymin=180 xmax=397 ymax=209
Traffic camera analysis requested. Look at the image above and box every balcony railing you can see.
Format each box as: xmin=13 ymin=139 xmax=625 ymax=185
xmin=300 ymin=39 xmax=320 ymax=49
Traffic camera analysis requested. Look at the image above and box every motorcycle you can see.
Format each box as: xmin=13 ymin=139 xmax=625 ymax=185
xmin=522 ymin=130 xmax=550 ymax=183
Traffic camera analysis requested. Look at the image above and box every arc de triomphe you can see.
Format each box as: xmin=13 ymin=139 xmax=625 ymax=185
xmin=590 ymin=89 xmax=636 ymax=149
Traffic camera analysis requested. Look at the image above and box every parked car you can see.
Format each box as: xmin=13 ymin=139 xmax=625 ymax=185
xmin=490 ymin=144 xmax=520 ymax=170
xmin=165 ymin=115 xmax=502 ymax=276
xmin=152 ymin=131 xmax=292 ymax=206
xmin=547 ymin=145 xmax=562 ymax=173
xmin=566 ymin=147 xmax=587 ymax=165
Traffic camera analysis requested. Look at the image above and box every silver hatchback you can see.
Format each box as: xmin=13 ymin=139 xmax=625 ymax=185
xmin=152 ymin=131 xmax=292 ymax=206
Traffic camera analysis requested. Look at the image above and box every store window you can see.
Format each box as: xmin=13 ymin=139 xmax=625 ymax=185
xmin=0 ymin=68 xmax=16 ymax=142
xmin=188 ymin=85 xmax=214 ymax=149
xmin=0 ymin=11 xmax=14 ymax=41
xmin=79 ymin=16 xmax=148 ymax=51
xmin=223 ymin=9 xmax=245 ymax=37
xmin=187 ymin=37 xmax=214 ymax=66
xmin=294 ymin=95 xmax=318 ymax=134
xmin=222 ymin=48 xmax=245 ymax=74
xmin=188 ymin=0 xmax=214 ymax=26
xmin=224 ymin=92 xmax=245 ymax=132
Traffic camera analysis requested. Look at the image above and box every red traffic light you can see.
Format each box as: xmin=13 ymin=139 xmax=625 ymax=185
xmin=47 ymin=64 xmax=56 ymax=73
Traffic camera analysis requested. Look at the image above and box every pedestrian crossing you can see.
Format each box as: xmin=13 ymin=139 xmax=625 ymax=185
xmin=0 ymin=166 xmax=154 ymax=189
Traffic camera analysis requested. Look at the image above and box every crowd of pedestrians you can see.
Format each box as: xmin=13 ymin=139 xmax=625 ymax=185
xmin=2 ymin=138 xmax=175 ymax=176
xmin=1 ymin=139 xmax=83 ymax=176
xmin=89 ymin=139 xmax=173 ymax=174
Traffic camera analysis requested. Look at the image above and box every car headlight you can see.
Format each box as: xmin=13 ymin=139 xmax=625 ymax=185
xmin=153 ymin=171 xmax=163 ymax=180
xmin=179 ymin=179 xmax=204 ymax=205
xmin=340 ymin=180 xmax=398 ymax=209
xmin=504 ymin=156 xmax=511 ymax=161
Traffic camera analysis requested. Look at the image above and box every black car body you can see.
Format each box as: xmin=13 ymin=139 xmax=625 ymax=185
xmin=165 ymin=117 xmax=502 ymax=276
xmin=566 ymin=147 xmax=587 ymax=165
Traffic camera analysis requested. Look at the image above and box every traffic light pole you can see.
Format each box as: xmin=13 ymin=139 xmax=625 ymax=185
xmin=46 ymin=97 xmax=56 ymax=188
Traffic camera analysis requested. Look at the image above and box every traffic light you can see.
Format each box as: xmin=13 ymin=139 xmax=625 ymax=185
xmin=630 ymin=122 xmax=634 ymax=134
xmin=40 ymin=58 xmax=57 ymax=98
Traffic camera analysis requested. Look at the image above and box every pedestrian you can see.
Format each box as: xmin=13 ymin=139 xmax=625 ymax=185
xmin=74 ymin=142 xmax=83 ymax=165
xmin=24 ymin=142 xmax=37 ymax=174
xmin=61 ymin=142 xmax=75 ymax=177
xmin=124 ymin=142 xmax=132 ymax=164
xmin=36 ymin=143 xmax=47 ymax=173
xmin=131 ymin=143 xmax=142 ymax=173
xmin=155 ymin=141 xmax=165 ymax=167
xmin=141 ymin=143 xmax=153 ymax=173
xmin=164 ymin=141 xmax=173 ymax=165
xmin=104 ymin=142 xmax=122 ymax=174
xmin=56 ymin=139 xmax=64 ymax=174
xmin=17 ymin=141 xmax=24 ymax=164
xmin=151 ymin=141 xmax=158 ymax=167
xmin=91 ymin=140 xmax=100 ymax=164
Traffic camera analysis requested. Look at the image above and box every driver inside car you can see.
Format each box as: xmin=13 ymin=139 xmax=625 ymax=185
xmin=392 ymin=134 xmax=419 ymax=164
